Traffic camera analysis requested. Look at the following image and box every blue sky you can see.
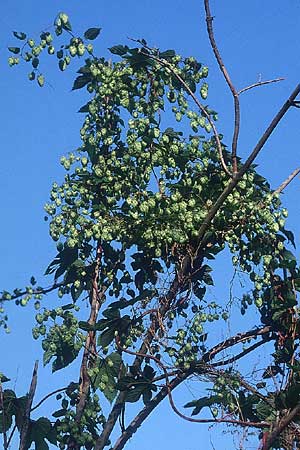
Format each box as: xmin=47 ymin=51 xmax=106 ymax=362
xmin=1 ymin=1 xmax=300 ymax=449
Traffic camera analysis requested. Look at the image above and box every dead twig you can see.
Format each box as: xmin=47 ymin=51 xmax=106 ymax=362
xmin=204 ymin=0 xmax=240 ymax=173
xmin=238 ymin=77 xmax=284 ymax=95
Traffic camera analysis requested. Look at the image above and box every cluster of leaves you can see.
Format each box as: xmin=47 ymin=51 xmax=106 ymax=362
xmin=8 ymin=12 xmax=100 ymax=87
xmin=2 ymin=12 xmax=300 ymax=450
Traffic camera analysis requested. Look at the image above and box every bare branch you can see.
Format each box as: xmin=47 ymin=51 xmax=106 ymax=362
xmin=274 ymin=167 xmax=300 ymax=194
xmin=31 ymin=386 xmax=67 ymax=413
xmin=203 ymin=326 xmax=272 ymax=363
xmin=204 ymin=0 xmax=240 ymax=173
xmin=209 ymin=337 xmax=271 ymax=368
xmin=7 ymin=425 xmax=17 ymax=449
xmin=238 ymin=77 xmax=284 ymax=95
xmin=19 ymin=361 xmax=38 ymax=450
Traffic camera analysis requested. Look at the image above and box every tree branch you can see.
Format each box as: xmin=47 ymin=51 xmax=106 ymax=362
xmin=67 ymin=244 xmax=103 ymax=450
xmin=209 ymin=336 xmax=272 ymax=367
xmin=274 ymin=167 xmax=300 ymax=194
xmin=31 ymin=387 xmax=67 ymax=413
xmin=238 ymin=77 xmax=284 ymax=95
xmin=262 ymin=404 xmax=300 ymax=450
xmin=19 ymin=360 xmax=38 ymax=450
xmin=94 ymin=274 xmax=185 ymax=450
xmin=204 ymin=0 xmax=240 ymax=173
xmin=202 ymin=326 xmax=272 ymax=363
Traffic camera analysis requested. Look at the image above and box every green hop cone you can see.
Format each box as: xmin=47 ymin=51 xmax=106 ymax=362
xmin=37 ymin=75 xmax=45 ymax=87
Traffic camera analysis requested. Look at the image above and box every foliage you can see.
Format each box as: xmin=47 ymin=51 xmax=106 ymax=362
xmin=2 ymin=9 xmax=300 ymax=450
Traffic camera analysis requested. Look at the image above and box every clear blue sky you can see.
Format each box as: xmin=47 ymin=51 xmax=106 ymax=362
xmin=1 ymin=1 xmax=300 ymax=449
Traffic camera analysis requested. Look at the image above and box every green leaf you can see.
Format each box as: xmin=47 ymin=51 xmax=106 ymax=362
xmin=106 ymin=352 xmax=123 ymax=375
xmin=13 ymin=31 xmax=27 ymax=40
xmin=72 ymin=74 xmax=91 ymax=91
xmin=159 ymin=49 xmax=176 ymax=60
xmin=0 ymin=373 xmax=10 ymax=383
xmin=102 ymin=308 xmax=120 ymax=320
xmin=32 ymin=57 xmax=39 ymax=69
xmin=0 ymin=412 xmax=12 ymax=433
xmin=281 ymin=229 xmax=296 ymax=248
xmin=71 ymin=282 xmax=84 ymax=301
xmin=52 ymin=408 xmax=67 ymax=418
xmin=109 ymin=45 xmax=129 ymax=56
xmin=8 ymin=47 xmax=20 ymax=54
xmin=78 ymin=321 xmax=96 ymax=331
xmin=98 ymin=328 xmax=116 ymax=348
xmin=56 ymin=49 xmax=64 ymax=59
xmin=37 ymin=75 xmax=44 ymax=87
xmin=184 ymin=395 xmax=220 ymax=416
xmin=84 ymin=27 xmax=101 ymax=40
xmin=125 ymin=385 xmax=145 ymax=403
xmin=78 ymin=102 xmax=91 ymax=113
xmin=52 ymin=345 xmax=79 ymax=372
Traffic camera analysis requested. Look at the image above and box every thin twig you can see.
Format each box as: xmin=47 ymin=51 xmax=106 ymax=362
xmin=238 ymin=77 xmax=284 ymax=95
xmin=19 ymin=360 xmax=38 ymax=450
xmin=202 ymin=326 xmax=272 ymax=362
xmin=0 ymin=383 xmax=8 ymax=450
xmin=31 ymin=386 xmax=68 ymax=412
xmin=209 ymin=338 xmax=271 ymax=368
xmin=7 ymin=424 xmax=17 ymax=448
xmin=204 ymin=0 xmax=240 ymax=173
xmin=274 ymin=167 xmax=300 ymax=194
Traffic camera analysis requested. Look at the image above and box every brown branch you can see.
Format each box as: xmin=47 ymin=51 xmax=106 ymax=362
xmin=7 ymin=424 xmax=17 ymax=449
xmin=1 ymin=280 xmax=65 ymax=302
xmin=111 ymin=372 xmax=188 ymax=450
xmin=68 ymin=243 xmax=103 ymax=450
xmin=238 ymin=77 xmax=284 ymax=95
xmin=94 ymin=273 xmax=186 ymax=450
xmin=196 ymin=83 xmax=300 ymax=250
xmin=31 ymin=387 xmax=67 ymax=413
xmin=204 ymin=0 xmax=240 ymax=173
xmin=139 ymin=49 xmax=232 ymax=177
xmin=209 ymin=337 xmax=272 ymax=368
xmin=19 ymin=361 xmax=38 ymax=450
xmin=262 ymin=404 xmax=300 ymax=450
xmin=274 ymin=167 xmax=300 ymax=194
xmin=202 ymin=326 xmax=272 ymax=363
xmin=110 ymin=341 xmax=270 ymax=450
xmin=0 ymin=383 xmax=8 ymax=450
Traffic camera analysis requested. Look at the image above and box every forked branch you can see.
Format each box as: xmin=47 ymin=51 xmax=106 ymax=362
xmin=204 ymin=0 xmax=240 ymax=173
